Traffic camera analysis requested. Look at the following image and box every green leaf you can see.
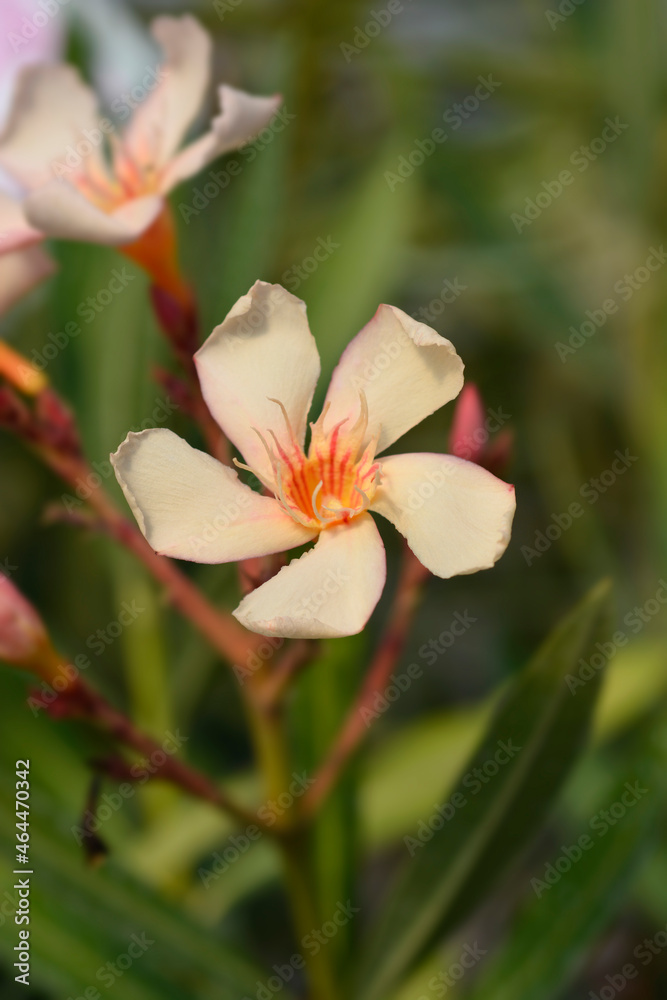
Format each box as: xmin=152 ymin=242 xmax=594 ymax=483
xmin=464 ymin=753 xmax=659 ymax=1000
xmin=354 ymin=579 xmax=613 ymax=1000
xmin=0 ymin=768 xmax=287 ymax=1000
xmin=303 ymin=140 xmax=417 ymax=386
xmin=0 ymin=828 xmax=282 ymax=1000
xmin=592 ymin=638 xmax=667 ymax=745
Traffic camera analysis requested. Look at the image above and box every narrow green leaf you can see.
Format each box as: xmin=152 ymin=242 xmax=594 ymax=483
xmin=303 ymin=141 xmax=417 ymax=385
xmin=464 ymin=753 xmax=659 ymax=1000
xmin=354 ymin=579 xmax=613 ymax=1000
xmin=0 ymin=795 xmax=287 ymax=1000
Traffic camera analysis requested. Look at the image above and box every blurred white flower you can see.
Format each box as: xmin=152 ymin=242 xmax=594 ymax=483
xmin=0 ymin=0 xmax=61 ymax=313
xmin=0 ymin=15 xmax=280 ymax=298
xmin=0 ymin=0 xmax=63 ymax=134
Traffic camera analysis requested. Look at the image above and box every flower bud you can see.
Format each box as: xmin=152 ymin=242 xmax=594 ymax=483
xmin=0 ymin=340 xmax=48 ymax=396
xmin=449 ymin=383 xmax=486 ymax=463
xmin=0 ymin=574 xmax=59 ymax=675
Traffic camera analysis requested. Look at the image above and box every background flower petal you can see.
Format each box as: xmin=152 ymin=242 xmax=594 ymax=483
xmin=124 ymin=15 xmax=212 ymax=170
xmin=0 ymin=244 xmax=55 ymax=316
xmin=161 ymin=86 xmax=282 ymax=192
xmin=0 ymin=191 xmax=43 ymax=252
xmin=23 ymin=184 xmax=163 ymax=246
xmin=0 ymin=64 xmax=99 ymax=189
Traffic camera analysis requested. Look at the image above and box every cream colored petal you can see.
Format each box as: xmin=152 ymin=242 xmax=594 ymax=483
xmin=233 ymin=514 xmax=386 ymax=638
xmin=194 ymin=281 xmax=321 ymax=483
xmin=111 ymin=428 xmax=315 ymax=564
xmin=124 ymin=15 xmax=212 ymax=169
xmin=324 ymin=305 xmax=464 ymax=455
xmin=161 ymin=86 xmax=282 ymax=192
xmin=0 ymin=64 xmax=99 ymax=189
xmin=23 ymin=184 xmax=163 ymax=246
xmin=371 ymin=453 xmax=515 ymax=578
xmin=0 ymin=191 xmax=42 ymax=252
xmin=0 ymin=245 xmax=55 ymax=315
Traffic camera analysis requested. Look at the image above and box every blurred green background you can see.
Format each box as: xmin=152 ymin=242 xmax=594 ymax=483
xmin=1 ymin=0 xmax=667 ymax=997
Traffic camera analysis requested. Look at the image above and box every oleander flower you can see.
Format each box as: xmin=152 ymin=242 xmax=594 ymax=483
xmin=0 ymin=199 xmax=56 ymax=315
xmin=111 ymin=282 xmax=516 ymax=639
xmin=0 ymin=0 xmax=61 ymax=314
xmin=0 ymin=15 xmax=281 ymax=298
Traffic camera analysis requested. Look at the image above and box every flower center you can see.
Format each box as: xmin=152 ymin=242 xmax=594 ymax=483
xmin=71 ymin=134 xmax=162 ymax=214
xmin=241 ymin=396 xmax=382 ymax=530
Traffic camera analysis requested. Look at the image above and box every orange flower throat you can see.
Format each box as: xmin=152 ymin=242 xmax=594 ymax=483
xmin=241 ymin=396 xmax=382 ymax=531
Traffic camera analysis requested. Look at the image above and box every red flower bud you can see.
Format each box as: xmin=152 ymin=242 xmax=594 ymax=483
xmin=0 ymin=574 xmax=49 ymax=667
xmin=449 ymin=383 xmax=486 ymax=463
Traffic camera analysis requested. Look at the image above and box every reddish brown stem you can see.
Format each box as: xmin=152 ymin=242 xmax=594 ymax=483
xmin=300 ymin=547 xmax=429 ymax=818
xmin=190 ymin=383 xmax=230 ymax=466
xmin=54 ymin=679 xmax=266 ymax=830
xmin=260 ymin=639 xmax=319 ymax=708
xmin=149 ymin=283 xmax=230 ymax=467
xmin=44 ymin=448 xmax=262 ymax=668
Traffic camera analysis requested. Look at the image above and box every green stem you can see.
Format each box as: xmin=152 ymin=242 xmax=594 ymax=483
xmin=280 ymin=831 xmax=340 ymax=1000
xmin=246 ymin=674 xmax=339 ymax=1000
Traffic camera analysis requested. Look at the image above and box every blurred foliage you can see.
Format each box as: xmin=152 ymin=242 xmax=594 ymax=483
xmin=1 ymin=0 xmax=667 ymax=998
